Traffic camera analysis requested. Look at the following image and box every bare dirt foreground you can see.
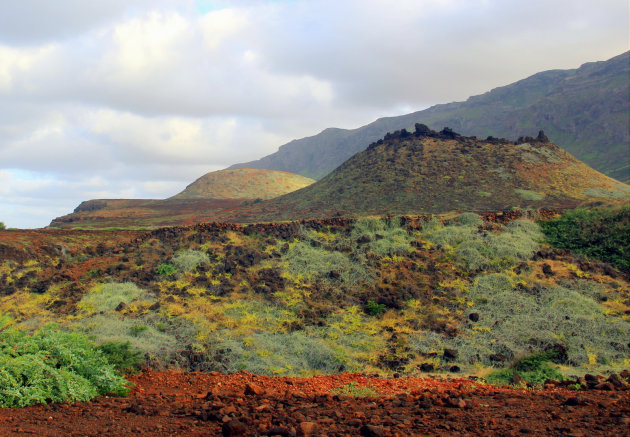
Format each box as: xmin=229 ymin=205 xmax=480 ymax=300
xmin=0 ymin=371 xmax=628 ymax=437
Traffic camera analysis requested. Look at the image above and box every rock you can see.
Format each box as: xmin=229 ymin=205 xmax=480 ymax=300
xmin=606 ymin=374 xmax=625 ymax=388
xmin=245 ymin=383 xmax=265 ymax=396
xmin=542 ymin=263 xmax=554 ymax=276
xmin=443 ymin=348 xmax=458 ymax=361
xmin=267 ymin=426 xmax=292 ymax=436
xmin=222 ymin=419 xmax=248 ymax=437
xmin=594 ymin=382 xmax=615 ymax=391
xmin=296 ymin=421 xmax=319 ymax=437
xmin=419 ymin=363 xmax=434 ymax=372
xmin=115 ymin=302 xmax=127 ymax=312
xmin=449 ymin=365 xmax=461 ymax=373
xmin=468 ymin=312 xmax=479 ymax=322
xmin=360 ymin=424 xmax=386 ymax=437
xmin=489 ymin=353 xmax=507 ymax=362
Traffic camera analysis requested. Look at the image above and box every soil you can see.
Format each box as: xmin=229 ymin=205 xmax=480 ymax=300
xmin=0 ymin=371 xmax=628 ymax=436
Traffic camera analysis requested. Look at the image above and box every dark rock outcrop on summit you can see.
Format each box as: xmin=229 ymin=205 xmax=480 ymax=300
xmin=218 ymin=127 xmax=629 ymax=222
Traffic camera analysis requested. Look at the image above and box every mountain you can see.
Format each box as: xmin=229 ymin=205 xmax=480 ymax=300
xmin=50 ymin=168 xmax=314 ymax=229
xmin=170 ymin=168 xmax=314 ymax=200
xmin=218 ymin=126 xmax=630 ymax=222
xmin=230 ymin=52 xmax=630 ymax=183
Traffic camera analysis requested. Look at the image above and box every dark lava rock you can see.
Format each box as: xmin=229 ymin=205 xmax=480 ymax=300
xmin=222 ymin=419 xmax=249 ymax=437
xmin=360 ymin=424 xmax=386 ymax=437
xmin=468 ymin=312 xmax=479 ymax=322
xmin=443 ymin=348 xmax=458 ymax=361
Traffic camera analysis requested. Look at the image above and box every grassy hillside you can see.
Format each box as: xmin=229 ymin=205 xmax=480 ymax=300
xmin=231 ymin=52 xmax=629 ymax=182
xmin=171 ymin=168 xmax=314 ymax=200
xmin=219 ymin=126 xmax=629 ymax=223
xmin=1 ymin=212 xmax=628 ymax=379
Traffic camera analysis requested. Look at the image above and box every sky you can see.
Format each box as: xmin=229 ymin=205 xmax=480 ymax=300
xmin=0 ymin=0 xmax=628 ymax=228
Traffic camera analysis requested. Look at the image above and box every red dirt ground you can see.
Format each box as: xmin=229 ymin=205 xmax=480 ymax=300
xmin=0 ymin=371 xmax=628 ymax=436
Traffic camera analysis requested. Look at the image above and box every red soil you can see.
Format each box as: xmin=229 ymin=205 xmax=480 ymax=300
xmin=0 ymin=371 xmax=627 ymax=436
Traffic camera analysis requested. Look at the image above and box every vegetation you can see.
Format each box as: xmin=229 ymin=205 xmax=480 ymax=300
xmin=0 ymin=212 xmax=628 ymax=381
xmin=485 ymin=351 xmax=564 ymax=387
xmin=332 ymin=381 xmax=379 ymax=397
xmin=0 ymin=222 xmax=5 ymax=230
xmin=540 ymin=206 xmax=630 ymax=272
xmin=0 ymin=318 xmax=130 ymax=407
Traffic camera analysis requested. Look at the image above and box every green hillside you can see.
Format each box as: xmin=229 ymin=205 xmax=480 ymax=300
xmin=231 ymin=52 xmax=630 ymax=182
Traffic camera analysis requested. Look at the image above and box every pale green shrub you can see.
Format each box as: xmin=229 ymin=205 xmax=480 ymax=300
xmin=351 ymin=216 xmax=414 ymax=256
xmin=79 ymin=283 xmax=154 ymax=314
xmin=211 ymin=331 xmax=343 ymax=375
xmin=172 ymin=249 xmax=210 ymax=272
xmin=284 ymin=242 xmax=369 ymax=284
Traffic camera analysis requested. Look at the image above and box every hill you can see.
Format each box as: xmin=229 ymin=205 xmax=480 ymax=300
xmin=218 ymin=126 xmax=630 ymax=223
xmin=50 ymin=168 xmax=314 ymax=229
xmin=170 ymin=168 xmax=314 ymax=200
xmin=230 ymin=52 xmax=630 ymax=183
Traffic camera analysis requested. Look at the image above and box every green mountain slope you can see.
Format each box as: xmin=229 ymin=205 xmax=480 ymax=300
xmin=230 ymin=52 xmax=630 ymax=182
xmin=219 ymin=126 xmax=630 ymax=223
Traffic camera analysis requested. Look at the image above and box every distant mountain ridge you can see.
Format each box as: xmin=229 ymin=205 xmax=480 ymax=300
xmin=218 ymin=126 xmax=630 ymax=222
xmin=230 ymin=52 xmax=630 ymax=182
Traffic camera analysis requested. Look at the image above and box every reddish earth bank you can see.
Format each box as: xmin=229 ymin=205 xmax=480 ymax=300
xmin=0 ymin=371 xmax=628 ymax=436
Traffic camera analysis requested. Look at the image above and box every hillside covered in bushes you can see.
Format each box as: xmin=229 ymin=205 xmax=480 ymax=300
xmin=1 ymin=209 xmax=628 ymax=383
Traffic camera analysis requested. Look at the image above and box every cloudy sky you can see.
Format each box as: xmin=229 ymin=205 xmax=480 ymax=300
xmin=0 ymin=0 xmax=627 ymax=228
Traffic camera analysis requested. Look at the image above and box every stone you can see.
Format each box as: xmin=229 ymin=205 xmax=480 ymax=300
xmin=297 ymin=421 xmax=319 ymax=437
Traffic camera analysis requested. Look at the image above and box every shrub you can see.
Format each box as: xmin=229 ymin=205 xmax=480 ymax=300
xmin=210 ymin=331 xmax=344 ymax=375
xmin=332 ymin=381 xmax=379 ymax=397
xmin=485 ymin=351 xmax=563 ymax=386
xmin=156 ymin=263 xmax=176 ymax=276
xmin=172 ymin=250 xmax=210 ymax=272
xmin=77 ymin=314 xmax=183 ymax=368
xmin=424 ymin=216 xmax=543 ymax=272
xmin=283 ymin=241 xmax=369 ymax=285
xmin=0 ymin=319 xmax=129 ymax=407
xmin=364 ymin=300 xmax=386 ymax=317
xmin=78 ymin=283 xmax=154 ymax=314
xmin=0 ymin=222 xmax=5 ymax=231
xmin=540 ymin=206 xmax=630 ymax=272
xmin=351 ymin=217 xmax=415 ymax=256
xmin=97 ymin=341 xmax=143 ymax=374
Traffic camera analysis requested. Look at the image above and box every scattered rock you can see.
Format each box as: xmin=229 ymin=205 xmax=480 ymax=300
xmin=360 ymin=424 xmax=386 ymax=437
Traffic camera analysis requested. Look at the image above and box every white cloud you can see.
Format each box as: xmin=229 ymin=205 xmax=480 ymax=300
xmin=0 ymin=0 xmax=627 ymax=227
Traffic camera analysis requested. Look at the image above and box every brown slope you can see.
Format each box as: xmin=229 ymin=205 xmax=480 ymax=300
xmin=216 ymin=126 xmax=629 ymax=223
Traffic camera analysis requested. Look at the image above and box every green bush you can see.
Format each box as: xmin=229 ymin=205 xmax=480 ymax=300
xmin=485 ymin=351 xmax=563 ymax=386
xmin=0 ymin=319 xmax=129 ymax=407
xmin=0 ymin=222 xmax=5 ymax=231
xmin=351 ymin=216 xmax=414 ymax=256
xmin=364 ymin=300 xmax=386 ymax=316
xmin=172 ymin=249 xmax=210 ymax=272
xmin=540 ymin=206 xmax=630 ymax=272
xmin=332 ymin=381 xmax=379 ymax=397
xmin=156 ymin=263 xmax=176 ymax=276
xmin=97 ymin=341 xmax=143 ymax=374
